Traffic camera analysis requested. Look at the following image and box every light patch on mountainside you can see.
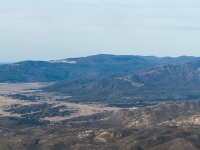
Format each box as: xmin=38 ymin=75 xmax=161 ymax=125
xmin=117 ymin=78 xmax=144 ymax=87
xmin=161 ymin=114 xmax=200 ymax=127
xmin=49 ymin=59 xmax=77 ymax=64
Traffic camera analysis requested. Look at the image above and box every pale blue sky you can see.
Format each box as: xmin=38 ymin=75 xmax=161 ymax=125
xmin=1 ymin=0 xmax=200 ymax=61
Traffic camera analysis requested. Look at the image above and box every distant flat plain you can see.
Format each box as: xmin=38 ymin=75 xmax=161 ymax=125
xmin=0 ymin=83 xmax=122 ymax=122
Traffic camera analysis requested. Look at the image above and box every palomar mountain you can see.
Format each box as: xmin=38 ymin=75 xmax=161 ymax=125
xmin=0 ymin=54 xmax=199 ymax=82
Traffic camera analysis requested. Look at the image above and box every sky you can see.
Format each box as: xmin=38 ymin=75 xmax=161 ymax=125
xmin=1 ymin=0 xmax=200 ymax=61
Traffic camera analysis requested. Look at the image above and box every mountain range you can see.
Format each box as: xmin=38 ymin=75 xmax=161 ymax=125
xmin=0 ymin=54 xmax=199 ymax=82
xmin=1 ymin=54 xmax=200 ymax=106
xmin=44 ymin=59 xmax=200 ymax=105
xmin=1 ymin=54 xmax=200 ymax=149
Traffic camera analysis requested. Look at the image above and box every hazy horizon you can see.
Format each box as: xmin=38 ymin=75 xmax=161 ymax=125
xmin=1 ymin=0 xmax=200 ymax=61
xmin=0 ymin=54 xmax=199 ymax=63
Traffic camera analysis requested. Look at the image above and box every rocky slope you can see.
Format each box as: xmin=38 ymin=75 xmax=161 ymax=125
xmin=1 ymin=102 xmax=200 ymax=149
xmin=62 ymin=102 xmax=200 ymax=129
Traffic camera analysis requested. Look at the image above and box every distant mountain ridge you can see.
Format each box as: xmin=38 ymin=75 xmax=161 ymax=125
xmin=44 ymin=59 xmax=200 ymax=105
xmin=0 ymin=54 xmax=199 ymax=82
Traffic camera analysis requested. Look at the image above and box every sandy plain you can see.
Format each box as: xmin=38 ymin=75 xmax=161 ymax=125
xmin=0 ymin=83 xmax=121 ymax=122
